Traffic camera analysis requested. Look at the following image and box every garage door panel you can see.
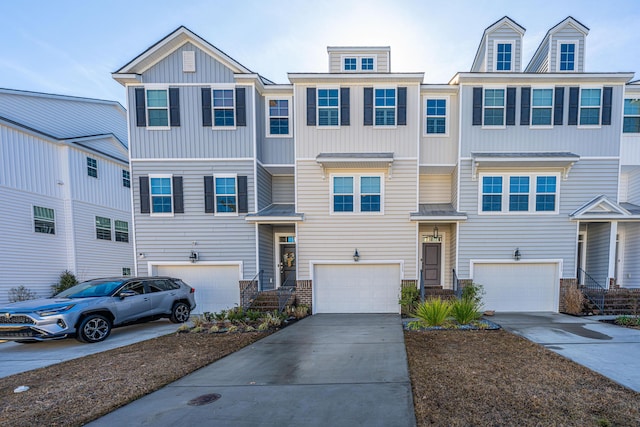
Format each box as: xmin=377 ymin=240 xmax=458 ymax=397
xmin=314 ymin=264 xmax=400 ymax=314
xmin=156 ymin=265 xmax=239 ymax=314
xmin=473 ymin=263 xmax=558 ymax=312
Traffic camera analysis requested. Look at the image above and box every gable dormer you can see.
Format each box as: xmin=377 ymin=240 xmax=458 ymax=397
xmin=525 ymin=17 xmax=589 ymax=73
xmin=470 ymin=16 xmax=525 ymax=73
xmin=327 ymin=46 xmax=390 ymax=73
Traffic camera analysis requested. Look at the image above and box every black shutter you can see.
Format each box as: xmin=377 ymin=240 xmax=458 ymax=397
xmin=237 ymin=176 xmax=248 ymax=214
xmin=506 ymin=87 xmax=516 ymax=126
xmin=520 ymin=87 xmax=530 ymax=126
xmin=135 ymin=88 xmax=146 ymax=127
xmin=306 ymin=87 xmax=316 ymax=126
xmin=236 ymin=87 xmax=246 ymax=127
xmin=568 ymin=87 xmax=579 ymax=125
xmin=169 ymin=88 xmax=180 ymax=127
xmin=472 ymin=87 xmax=482 ymax=126
xmin=204 ymin=176 xmax=214 ymax=213
xmin=340 ymin=87 xmax=350 ymax=126
xmin=554 ymin=87 xmax=565 ymax=126
xmin=173 ymin=176 xmax=184 ymax=214
xmin=201 ymin=88 xmax=212 ymax=127
xmin=397 ymin=87 xmax=407 ymax=126
xmin=363 ymin=87 xmax=373 ymax=126
xmin=139 ymin=176 xmax=150 ymax=214
xmin=602 ymin=86 xmax=612 ymax=125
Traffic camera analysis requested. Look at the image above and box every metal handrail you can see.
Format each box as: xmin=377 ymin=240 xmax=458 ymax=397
xmin=242 ymin=270 xmax=263 ymax=309
xmin=453 ymin=269 xmax=462 ymax=299
xmin=577 ymin=267 xmax=606 ymax=313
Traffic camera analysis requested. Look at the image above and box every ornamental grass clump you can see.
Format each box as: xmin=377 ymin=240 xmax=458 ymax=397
xmin=414 ymin=298 xmax=452 ymax=327
xmin=450 ymin=297 xmax=482 ymax=325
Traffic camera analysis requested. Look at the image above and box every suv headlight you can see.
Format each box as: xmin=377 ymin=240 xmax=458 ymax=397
xmin=36 ymin=304 xmax=75 ymax=316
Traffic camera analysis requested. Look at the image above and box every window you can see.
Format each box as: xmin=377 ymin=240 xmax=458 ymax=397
xmin=96 ymin=216 xmax=112 ymax=240
xmin=579 ymin=88 xmax=601 ymax=126
xmin=115 ymin=220 xmax=129 ymax=243
xmin=559 ymin=43 xmax=575 ymax=71
xmin=332 ymin=175 xmax=383 ymax=213
xmin=623 ymin=99 xmax=640 ymax=133
xmin=122 ymin=268 xmax=131 ymax=276
xmin=375 ymin=88 xmax=396 ymax=126
xmin=146 ymin=89 xmax=169 ymax=127
xmin=531 ymin=88 xmax=553 ymax=126
xmin=426 ymin=99 xmax=447 ymax=134
xmin=33 ymin=206 xmax=55 ymax=234
xmin=344 ymin=57 xmax=356 ymax=71
xmin=536 ymin=176 xmax=557 ymax=211
xmin=122 ymin=170 xmax=130 ymax=188
xmin=482 ymin=176 xmax=503 ymax=212
xmin=267 ymin=98 xmax=290 ymax=136
xmin=361 ymin=57 xmax=374 ymax=71
xmin=496 ymin=43 xmax=512 ymax=71
xmin=509 ymin=177 xmax=529 ymax=211
xmin=317 ymin=88 xmax=339 ymax=126
xmin=212 ymin=89 xmax=235 ymax=127
xmin=480 ymin=174 xmax=559 ymax=214
xmin=215 ymin=176 xmax=237 ymax=213
xmin=150 ymin=176 xmax=172 ymax=214
xmin=87 ymin=157 xmax=98 ymax=178
xmin=483 ymin=89 xmax=505 ymax=126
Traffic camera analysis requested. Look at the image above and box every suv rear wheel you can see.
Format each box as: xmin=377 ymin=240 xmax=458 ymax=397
xmin=170 ymin=302 xmax=190 ymax=323
xmin=77 ymin=314 xmax=112 ymax=343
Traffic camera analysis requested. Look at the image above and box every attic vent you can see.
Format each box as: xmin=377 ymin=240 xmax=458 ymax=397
xmin=183 ymin=51 xmax=196 ymax=73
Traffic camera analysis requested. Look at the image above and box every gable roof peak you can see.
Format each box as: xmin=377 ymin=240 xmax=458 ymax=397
xmin=484 ymin=16 xmax=526 ymax=35
xmin=549 ymin=16 xmax=590 ymax=35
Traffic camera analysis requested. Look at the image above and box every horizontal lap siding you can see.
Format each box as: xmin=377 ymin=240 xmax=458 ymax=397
xmin=550 ymin=31 xmax=585 ymax=72
xmin=626 ymin=169 xmax=640 ymax=204
xmin=621 ymin=134 xmax=640 ymax=166
xmin=419 ymin=174 xmax=452 ymax=203
xmin=272 ymin=176 xmax=295 ymax=203
xmin=132 ymin=161 xmax=256 ymax=278
xmin=486 ymin=27 xmax=522 ymax=72
xmin=296 ymin=159 xmax=417 ymax=279
xmin=256 ymin=164 xmax=272 ymax=210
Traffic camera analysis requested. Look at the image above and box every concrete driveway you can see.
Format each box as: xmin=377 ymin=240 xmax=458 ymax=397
xmin=492 ymin=312 xmax=640 ymax=392
xmin=89 ymin=314 xmax=416 ymax=427
xmin=0 ymin=319 xmax=182 ymax=378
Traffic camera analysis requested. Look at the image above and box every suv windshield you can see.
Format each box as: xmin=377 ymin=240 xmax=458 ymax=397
xmin=56 ymin=280 xmax=127 ymax=298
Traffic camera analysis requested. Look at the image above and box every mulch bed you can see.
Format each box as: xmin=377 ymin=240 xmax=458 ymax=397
xmin=405 ymin=329 xmax=640 ymax=426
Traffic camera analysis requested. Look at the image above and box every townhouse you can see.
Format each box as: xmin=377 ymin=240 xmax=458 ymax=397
xmin=113 ymin=16 xmax=640 ymax=314
xmin=0 ymin=89 xmax=133 ymax=304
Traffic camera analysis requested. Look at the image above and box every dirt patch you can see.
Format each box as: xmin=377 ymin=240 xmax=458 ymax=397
xmin=0 ymin=331 xmax=269 ymax=427
xmin=405 ymin=330 xmax=640 ymax=426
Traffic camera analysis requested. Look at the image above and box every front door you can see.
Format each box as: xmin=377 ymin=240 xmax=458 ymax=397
xmin=277 ymin=235 xmax=296 ymax=288
xmin=422 ymin=243 xmax=441 ymax=287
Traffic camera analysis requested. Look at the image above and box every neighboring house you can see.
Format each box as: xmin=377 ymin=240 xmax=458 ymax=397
xmin=113 ymin=17 xmax=639 ymax=314
xmin=0 ymin=89 xmax=133 ymax=304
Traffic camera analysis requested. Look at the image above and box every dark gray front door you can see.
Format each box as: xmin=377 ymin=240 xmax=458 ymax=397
xmin=280 ymin=243 xmax=296 ymax=287
xmin=422 ymin=243 xmax=441 ymax=287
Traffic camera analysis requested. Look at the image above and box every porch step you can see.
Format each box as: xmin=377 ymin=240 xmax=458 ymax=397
xmin=248 ymin=290 xmax=296 ymax=312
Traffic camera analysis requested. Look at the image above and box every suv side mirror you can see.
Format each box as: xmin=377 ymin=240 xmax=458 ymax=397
xmin=119 ymin=290 xmax=137 ymax=299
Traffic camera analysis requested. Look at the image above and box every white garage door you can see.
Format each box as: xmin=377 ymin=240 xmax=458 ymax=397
xmin=314 ymin=264 xmax=401 ymax=313
xmin=473 ymin=262 xmax=559 ymax=312
xmin=155 ymin=265 xmax=239 ymax=314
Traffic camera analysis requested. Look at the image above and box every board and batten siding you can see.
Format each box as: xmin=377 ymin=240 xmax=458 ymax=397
xmin=0 ymin=187 xmax=69 ymax=304
xmin=621 ymin=132 xmax=640 ymax=166
xmin=127 ymin=85 xmax=254 ymax=159
xmin=295 ymin=159 xmax=417 ymax=279
xmin=585 ymin=222 xmax=611 ymax=287
xmin=620 ymin=222 xmax=640 ymax=288
xmin=71 ymin=200 xmax=134 ymax=281
xmin=419 ymin=174 xmax=452 ymax=204
xmin=132 ymin=160 xmax=256 ymax=278
xmin=294 ymin=84 xmax=420 ymax=159
xmin=459 ymin=85 xmax=624 ymax=158
xmin=625 ymin=168 xmax=640 ymax=205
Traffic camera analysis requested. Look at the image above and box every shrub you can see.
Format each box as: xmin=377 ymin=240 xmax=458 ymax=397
xmin=414 ymin=298 xmax=452 ymax=327
xmin=8 ymin=285 xmax=37 ymax=302
xmin=563 ymin=286 xmax=586 ymax=315
xmin=615 ymin=315 xmax=640 ymax=327
xmin=461 ymin=283 xmax=484 ymax=307
xmin=451 ymin=298 xmax=482 ymax=324
xmin=226 ymin=306 xmax=245 ymax=321
xmin=51 ymin=270 xmax=78 ymax=296
xmin=293 ymin=305 xmax=309 ymax=319
xmin=245 ymin=309 xmax=262 ymax=321
xmin=399 ymin=285 xmax=420 ymax=316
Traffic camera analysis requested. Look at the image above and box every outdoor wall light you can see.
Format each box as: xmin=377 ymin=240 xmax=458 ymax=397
xmin=513 ymin=248 xmax=521 ymax=261
xmin=189 ymin=251 xmax=199 ymax=263
xmin=353 ymin=249 xmax=360 ymax=262
xmin=433 ymin=225 xmax=439 ymax=239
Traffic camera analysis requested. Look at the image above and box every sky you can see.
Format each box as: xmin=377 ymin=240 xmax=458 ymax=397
xmin=2 ymin=0 xmax=639 ymax=107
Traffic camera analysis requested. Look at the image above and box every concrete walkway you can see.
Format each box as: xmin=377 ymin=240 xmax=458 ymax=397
xmin=492 ymin=312 xmax=640 ymax=392
xmin=89 ymin=314 xmax=416 ymax=427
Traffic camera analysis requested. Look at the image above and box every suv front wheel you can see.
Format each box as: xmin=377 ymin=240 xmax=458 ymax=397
xmin=77 ymin=314 xmax=112 ymax=343
xmin=170 ymin=302 xmax=190 ymax=323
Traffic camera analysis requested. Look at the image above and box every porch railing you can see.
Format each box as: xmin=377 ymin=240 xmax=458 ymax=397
xmin=452 ymin=269 xmax=462 ymax=299
xmin=577 ymin=267 xmax=606 ymax=313
xmin=242 ymin=270 xmax=263 ymax=310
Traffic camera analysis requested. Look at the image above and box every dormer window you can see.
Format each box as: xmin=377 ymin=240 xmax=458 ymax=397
xmin=559 ymin=43 xmax=576 ymax=71
xmin=495 ymin=42 xmax=513 ymax=71
xmin=344 ymin=57 xmax=357 ymax=71
xmin=361 ymin=57 xmax=374 ymax=71
xmin=341 ymin=55 xmax=376 ymax=72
